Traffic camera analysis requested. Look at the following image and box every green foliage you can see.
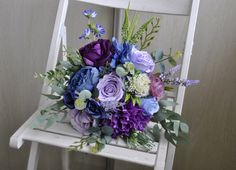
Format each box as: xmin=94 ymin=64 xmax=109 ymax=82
xmin=125 ymin=131 xmax=155 ymax=151
xmin=152 ymin=48 xmax=183 ymax=70
xmin=121 ymin=9 xmax=160 ymax=49
xmin=152 ymin=108 xmax=189 ymax=146
xmin=69 ymin=126 xmax=114 ymax=153
xmin=139 ymin=17 xmax=160 ymax=50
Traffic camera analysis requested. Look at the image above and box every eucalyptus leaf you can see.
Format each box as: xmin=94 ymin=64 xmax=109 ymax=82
xmin=101 ymin=126 xmax=113 ymax=136
xmin=159 ymin=62 xmax=165 ymax=72
xmin=41 ymin=93 xmax=61 ymax=100
xmin=168 ymin=57 xmax=177 ymax=66
xmin=51 ymin=85 xmax=65 ymax=95
xmin=152 ymin=124 xmax=160 ymax=142
xmin=180 ymin=122 xmax=189 ymax=134
xmin=104 ymin=136 xmax=112 ymax=144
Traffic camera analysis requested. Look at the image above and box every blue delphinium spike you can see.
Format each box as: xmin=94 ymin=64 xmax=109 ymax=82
xmin=94 ymin=23 xmax=106 ymax=37
xmin=83 ymin=9 xmax=97 ymax=18
xmin=79 ymin=28 xmax=91 ymax=39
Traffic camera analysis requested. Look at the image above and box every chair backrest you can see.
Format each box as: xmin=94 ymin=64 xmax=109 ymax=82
xmin=39 ymin=0 xmax=200 ymax=169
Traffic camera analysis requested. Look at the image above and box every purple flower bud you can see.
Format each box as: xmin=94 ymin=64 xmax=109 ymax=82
xmin=183 ymin=79 xmax=200 ymax=87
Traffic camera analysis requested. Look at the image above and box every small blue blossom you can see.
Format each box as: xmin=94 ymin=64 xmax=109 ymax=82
xmin=83 ymin=9 xmax=97 ymax=18
xmin=94 ymin=23 xmax=106 ymax=37
xmin=79 ymin=28 xmax=91 ymax=39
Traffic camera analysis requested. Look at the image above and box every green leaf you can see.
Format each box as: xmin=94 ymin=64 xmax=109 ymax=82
xmin=88 ymin=127 xmax=101 ymax=133
xmin=87 ymin=136 xmax=97 ymax=144
xmin=116 ymin=66 xmax=128 ymax=77
xmin=122 ymin=9 xmax=130 ymax=42
xmin=168 ymin=57 xmax=177 ymax=66
xmin=136 ymin=98 xmax=141 ymax=106
xmin=51 ymin=85 xmax=65 ymax=95
xmin=104 ymin=136 xmax=112 ymax=144
xmin=125 ymin=93 xmax=131 ymax=102
xmin=41 ymin=93 xmax=61 ymax=100
xmin=159 ymin=100 xmax=177 ymax=107
xmin=164 ymin=131 xmax=177 ymax=146
xmin=152 ymin=124 xmax=160 ymax=142
xmin=152 ymin=50 xmax=164 ymax=60
xmin=164 ymin=86 xmax=174 ymax=91
xmin=101 ymin=126 xmax=113 ymax=136
xmin=159 ymin=62 xmax=165 ymax=72
xmin=180 ymin=122 xmax=189 ymax=134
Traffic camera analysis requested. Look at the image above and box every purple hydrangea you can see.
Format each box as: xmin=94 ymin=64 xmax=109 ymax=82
xmin=101 ymin=102 xmax=151 ymax=138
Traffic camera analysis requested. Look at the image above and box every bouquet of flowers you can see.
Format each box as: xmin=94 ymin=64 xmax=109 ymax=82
xmin=35 ymin=9 xmax=199 ymax=152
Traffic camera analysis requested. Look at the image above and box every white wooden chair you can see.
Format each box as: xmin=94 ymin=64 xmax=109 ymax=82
xmin=9 ymin=0 xmax=200 ymax=170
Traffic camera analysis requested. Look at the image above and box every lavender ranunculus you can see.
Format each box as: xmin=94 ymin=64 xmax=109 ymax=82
xmin=70 ymin=109 xmax=93 ymax=135
xmin=149 ymin=74 xmax=165 ymax=101
xmin=101 ymin=102 xmax=151 ymax=138
xmin=97 ymin=73 xmax=124 ymax=102
xmin=79 ymin=39 xmax=113 ymax=67
xmin=63 ymin=66 xmax=99 ymax=109
xmin=130 ymin=47 xmax=155 ymax=73
xmin=141 ymin=97 xmax=160 ymax=115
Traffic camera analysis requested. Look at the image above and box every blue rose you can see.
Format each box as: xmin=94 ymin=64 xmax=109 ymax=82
xmin=63 ymin=66 xmax=99 ymax=108
xmin=85 ymin=99 xmax=105 ymax=119
xmin=141 ymin=97 xmax=160 ymax=115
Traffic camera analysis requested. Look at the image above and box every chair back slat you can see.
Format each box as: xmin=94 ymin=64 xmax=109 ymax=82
xmin=76 ymin=0 xmax=192 ymax=15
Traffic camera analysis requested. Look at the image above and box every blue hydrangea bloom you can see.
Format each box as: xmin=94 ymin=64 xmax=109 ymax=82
xmin=64 ymin=66 xmax=99 ymax=100
xmin=141 ymin=97 xmax=160 ymax=115
xmin=110 ymin=37 xmax=133 ymax=68
xmin=94 ymin=23 xmax=106 ymax=37
xmin=79 ymin=28 xmax=91 ymax=39
xmin=83 ymin=9 xmax=97 ymax=18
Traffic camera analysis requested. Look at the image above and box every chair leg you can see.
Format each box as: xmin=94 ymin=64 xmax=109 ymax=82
xmin=62 ymin=149 xmax=70 ymax=170
xmin=105 ymin=158 xmax=114 ymax=170
xmin=27 ymin=142 xmax=40 ymax=170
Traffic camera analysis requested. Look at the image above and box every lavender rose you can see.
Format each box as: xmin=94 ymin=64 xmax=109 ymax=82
xmin=149 ymin=74 xmax=165 ymax=101
xmin=79 ymin=39 xmax=113 ymax=67
xmin=69 ymin=109 xmax=93 ymax=135
xmin=130 ymin=47 xmax=155 ymax=73
xmin=97 ymin=73 xmax=124 ymax=102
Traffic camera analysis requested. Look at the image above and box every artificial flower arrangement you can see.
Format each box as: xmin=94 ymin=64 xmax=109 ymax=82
xmin=35 ymin=9 xmax=199 ymax=153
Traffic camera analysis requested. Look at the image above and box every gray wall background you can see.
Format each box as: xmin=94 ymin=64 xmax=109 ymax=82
xmin=0 ymin=0 xmax=236 ymax=170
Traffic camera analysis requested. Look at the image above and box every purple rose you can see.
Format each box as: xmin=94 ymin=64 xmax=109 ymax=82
xmin=70 ymin=109 xmax=93 ymax=135
xmin=79 ymin=39 xmax=113 ymax=67
xmin=97 ymin=73 xmax=124 ymax=102
xmin=130 ymin=47 xmax=155 ymax=73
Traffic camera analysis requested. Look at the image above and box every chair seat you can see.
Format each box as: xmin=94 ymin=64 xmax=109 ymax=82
xmin=10 ymin=107 xmax=162 ymax=167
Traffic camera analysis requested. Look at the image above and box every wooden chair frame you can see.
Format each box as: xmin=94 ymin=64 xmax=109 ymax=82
xmin=9 ymin=0 xmax=200 ymax=170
